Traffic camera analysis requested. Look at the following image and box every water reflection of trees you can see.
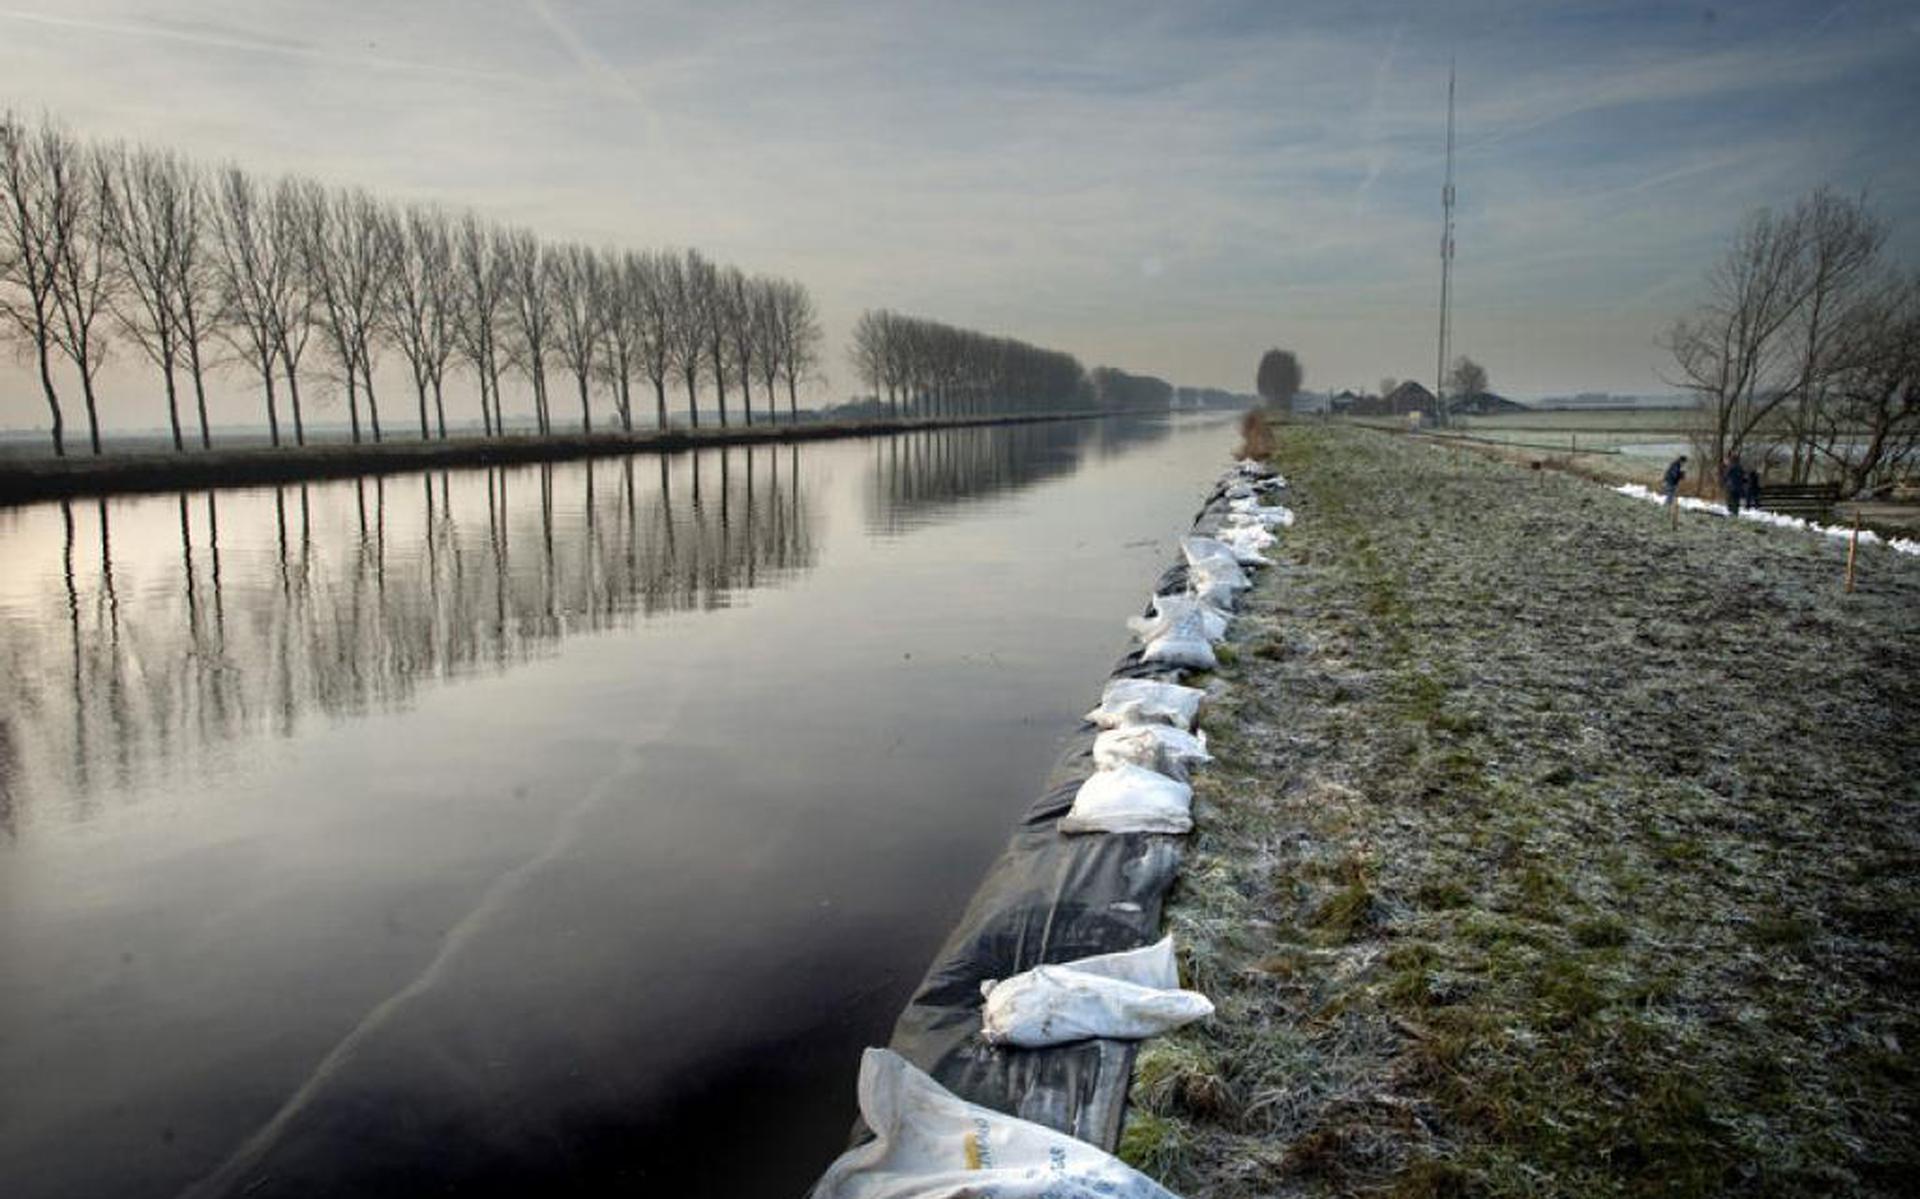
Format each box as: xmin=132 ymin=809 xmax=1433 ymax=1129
xmin=864 ymin=414 xmax=1174 ymax=535
xmin=0 ymin=444 xmax=814 ymax=833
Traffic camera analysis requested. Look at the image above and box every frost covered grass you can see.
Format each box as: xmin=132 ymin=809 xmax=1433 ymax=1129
xmin=1124 ymin=424 xmax=1920 ymax=1196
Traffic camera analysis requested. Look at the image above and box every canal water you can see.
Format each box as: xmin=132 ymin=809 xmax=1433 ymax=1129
xmin=0 ymin=412 xmax=1238 ymax=1198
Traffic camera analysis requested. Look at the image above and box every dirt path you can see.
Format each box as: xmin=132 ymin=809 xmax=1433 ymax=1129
xmin=1123 ymin=424 xmax=1919 ymax=1196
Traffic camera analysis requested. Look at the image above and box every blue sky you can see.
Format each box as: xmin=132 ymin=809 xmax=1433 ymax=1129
xmin=1 ymin=0 xmax=1916 ymax=428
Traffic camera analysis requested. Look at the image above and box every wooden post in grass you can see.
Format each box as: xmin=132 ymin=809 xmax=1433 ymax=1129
xmin=1845 ymin=513 xmax=1860 ymax=593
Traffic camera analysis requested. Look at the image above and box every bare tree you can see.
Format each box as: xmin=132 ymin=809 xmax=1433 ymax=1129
xmin=771 ymin=278 xmax=820 ymax=421
xmin=100 ymin=144 xmax=188 ymax=449
xmin=630 ymin=250 xmax=674 ymax=429
xmin=725 ymin=267 xmax=758 ymax=425
xmin=297 ymin=183 xmax=393 ymax=442
xmin=341 ymin=189 xmax=395 ymax=441
xmin=170 ymin=162 xmax=220 ymax=448
xmin=210 ymin=165 xmax=286 ymax=445
xmin=1378 ymin=376 xmax=1398 ymax=399
xmin=665 ymin=248 xmax=709 ymax=428
xmin=269 ymin=177 xmax=316 ymax=445
xmin=44 ymin=132 xmax=119 ymax=455
xmin=753 ymin=277 xmax=782 ymax=422
xmin=502 ymin=226 xmax=555 ymax=435
xmin=704 ymin=260 xmax=735 ymax=426
xmin=453 ymin=211 xmax=509 ymax=436
xmin=1666 ymin=204 xmax=1813 ymax=481
xmin=1446 ymin=355 xmax=1488 ymax=401
xmin=596 ymin=247 xmax=641 ymax=432
xmin=1255 ymin=348 xmax=1303 ymax=410
xmin=1782 ymin=189 xmax=1887 ymax=482
xmin=0 ymin=110 xmax=73 ymax=455
xmin=1817 ymin=269 xmax=1920 ymax=494
xmin=550 ymin=241 xmax=605 ymax=434
xmin=386 ymin=204 xmax=458 ymax=439
xmin=849 ymin=309 xmax=889 ymax=412
xmin=849 ymin=307 xmax=1079 ymax=420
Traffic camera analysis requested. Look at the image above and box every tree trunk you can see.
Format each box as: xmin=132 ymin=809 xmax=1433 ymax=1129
xmin=416 ymin=377 xmax=432 ymax=439
xmin=577 ymin=372 xmax=592 ymax=434
xmin=345 ymin=371 xmax=362 ymax=445
xmin=282 ymin=359 xmax=306 ymax=447
xmin=363 ymin=359 xmax=383 ymax=444
xmin=653 ymin=378 xmax=668 ymax=429
xmin=739 ymin=371 xmax=752 ymax=427
xmin=36 ymin=340 xmax=66 ymax=457
xmin=432 ymin=377 xmax=447 ymax=440
xmin=787 ymin=375 xmax=798 ymax=422
xmin=161 ymin=347 xmax=183 ymax=452
xmin=186 ymin=343 xmax=211 ymax=449
xmin=81 ymin=369 xmax=102 ymax=456
xmin=684 ymin=374 xmax=700 ymax=429
xmin=259 ymin=352 xmax=281 ymax=448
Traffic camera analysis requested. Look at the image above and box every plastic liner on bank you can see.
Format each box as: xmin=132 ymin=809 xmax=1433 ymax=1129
xmin=810 ymin=460 xmax=1289 ymax=1197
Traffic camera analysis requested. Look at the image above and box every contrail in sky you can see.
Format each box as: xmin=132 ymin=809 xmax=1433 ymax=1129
xmin=0 ymin=6 xmax=525 ymax=85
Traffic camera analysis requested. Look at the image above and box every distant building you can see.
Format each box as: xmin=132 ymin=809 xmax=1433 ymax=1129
xmin=1350 ymin=381 xmax=1437 ymax=416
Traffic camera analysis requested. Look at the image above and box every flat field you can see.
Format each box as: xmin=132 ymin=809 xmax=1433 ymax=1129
xmin=1123 ymin=423 xmax=1919 ymax=1197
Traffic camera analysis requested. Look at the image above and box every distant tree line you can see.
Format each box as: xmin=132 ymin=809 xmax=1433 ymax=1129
xmin=1173 ymin=385 xmax=1255 ymax=409
xmin=1668 ymin=187 xmax=1917 ymax=496
xmin=0 ymin=110 xmax=823 ymax=456
xmin=847 ymin=309 xmax=1090 ymax=417
xmin=1089 ymin=365 xmax=1172 ymax=409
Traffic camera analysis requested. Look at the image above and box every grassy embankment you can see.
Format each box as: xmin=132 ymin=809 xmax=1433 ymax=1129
xmin=0 ymin=409 xmax=1111 ymax=506
xmin=1121 ymin=423 xmax=1919 ymax=1196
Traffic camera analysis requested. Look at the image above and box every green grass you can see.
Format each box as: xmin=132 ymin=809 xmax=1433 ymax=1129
xmin=1125 ymin=419 xmax=1920 ymax=1197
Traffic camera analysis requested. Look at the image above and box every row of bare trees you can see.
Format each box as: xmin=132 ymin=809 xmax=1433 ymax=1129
xmin=1668 ymin=187 xmax=1918 ymax=496
xmin=848 ymin=309 xmax=1088 ymax=418
xmin=1 ymin=110 xmax=823 ymax=457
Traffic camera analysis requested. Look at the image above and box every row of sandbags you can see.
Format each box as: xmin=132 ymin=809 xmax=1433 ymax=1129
xmin=1059 ymin=462 xmax=1290 ymax=837
xmin=811 ymin=460 xmax=1292 ymax=1199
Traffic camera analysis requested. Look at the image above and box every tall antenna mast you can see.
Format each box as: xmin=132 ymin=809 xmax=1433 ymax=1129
xmin=1435 ymin=59 xmax=1456 ymax=427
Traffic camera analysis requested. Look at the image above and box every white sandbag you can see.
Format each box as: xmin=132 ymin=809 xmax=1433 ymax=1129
xmin=1058 ymin=764 xmax=1194 ymax=835
xmin=1085 ymin=679 xmax=1205 ymax=730
xmin=1181 ymin=537 xmax=1251 ymax=609
xmin=809 ymin=1048 xmax=1180 ymax=1199
xmin=1228 ymin=497 xmax=1295 ymax=528
xmin=1181 ymin=535 xmax=1247 ymax=580
xmin=1214 ymin=524 xmax=1275 ymax=566
xmin=1092 ymin=723 xmax=1211 ymax=779
xmin=979 ymin=937 xmax=1214 ymax=1048
xmin=1233 ymin=458 xmax=1275 ymax=478
xmin=1127 ymin=594 xmax=1230 ymax=645
xmin=1143 ymin=629 xmax=1217 ymax=671
xmin=1187 ymin=563 xmax=1245 ymax=611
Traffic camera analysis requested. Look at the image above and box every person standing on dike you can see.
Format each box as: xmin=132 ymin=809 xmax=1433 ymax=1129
xmin=1662 ymin=455 xmax=1688 ymax=529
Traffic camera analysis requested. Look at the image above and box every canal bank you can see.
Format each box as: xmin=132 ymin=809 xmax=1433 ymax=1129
xmin=0 ymin=413 xmax=1249 ymax=1198
xmin=1126 ymin=422 xmax=1920 ymax=1196
xmin=806 ymin=443 xmax=1295 ymax=1194
xmin=0 ymin=408 xmax=1150 ymax=506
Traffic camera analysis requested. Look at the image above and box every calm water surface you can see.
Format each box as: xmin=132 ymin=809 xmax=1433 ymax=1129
xmin=0 ymin=413 xmax=1236 ymax=1198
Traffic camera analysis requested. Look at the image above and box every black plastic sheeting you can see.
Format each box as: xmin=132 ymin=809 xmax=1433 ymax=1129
xmin=859 ymin=484 xmax=1249 ymax=1155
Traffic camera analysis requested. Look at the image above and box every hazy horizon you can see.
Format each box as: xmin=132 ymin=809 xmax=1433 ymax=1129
xmin=3 ymin=0 xmax=1917 ymax=437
